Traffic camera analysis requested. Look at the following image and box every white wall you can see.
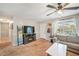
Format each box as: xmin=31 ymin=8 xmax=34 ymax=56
xmin=0 ymin=23 xmax=1 ymax=40
xmin=11 ymin=14 xmax=79 ymax=46
xmin=12 ymin=18 xmax=40 ymax=46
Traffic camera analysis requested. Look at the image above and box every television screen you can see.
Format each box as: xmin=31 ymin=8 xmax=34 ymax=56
xmin=27 ymin=27 xmax=33 ymax=34
xmin=23 ymin=26 xmax=34 ymax=34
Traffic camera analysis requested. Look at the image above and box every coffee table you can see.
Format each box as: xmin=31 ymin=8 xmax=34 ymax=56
xmin=46 ymin=42 xmax=67 ymax=56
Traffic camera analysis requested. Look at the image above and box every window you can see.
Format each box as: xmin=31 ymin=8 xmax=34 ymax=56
xmin=56 ymin=19 xmax=77 ymax=36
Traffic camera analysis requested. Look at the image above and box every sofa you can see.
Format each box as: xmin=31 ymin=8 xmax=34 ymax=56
xmin=55 ymin=35 xmax=79 ymax=54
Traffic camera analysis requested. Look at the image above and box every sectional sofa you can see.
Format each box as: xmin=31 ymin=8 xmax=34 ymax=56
xmin=56 ymin=35 xmax=79 ymax=54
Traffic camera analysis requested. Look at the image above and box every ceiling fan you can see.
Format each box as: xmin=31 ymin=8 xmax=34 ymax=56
xmin=46 ymin=3 xmax=79 ymax=16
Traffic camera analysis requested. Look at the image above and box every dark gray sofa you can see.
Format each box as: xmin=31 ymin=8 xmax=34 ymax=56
xmin=56 ymin=35 xmax=79 ymax=54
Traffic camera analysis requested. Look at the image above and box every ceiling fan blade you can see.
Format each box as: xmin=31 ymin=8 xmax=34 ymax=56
xmin=47 ymin=5 xmax=57 ymax=9
xmin=63 ymin=3 xmax=70 ymax=8
xmin=47 ymin=10 xmax=57 ymax=16
xmin=64 ymin=6 xmax=79 ymax=10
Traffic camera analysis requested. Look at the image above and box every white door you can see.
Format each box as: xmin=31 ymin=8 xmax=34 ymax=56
xmin=40 ymin=23 xmax=47 ymax=39
xmin=0 ymin=22 xmax=10 ymax=43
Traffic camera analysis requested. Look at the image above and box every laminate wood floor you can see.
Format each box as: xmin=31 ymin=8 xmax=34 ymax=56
xmin=0 ymin=38 xmax=78 ymax=56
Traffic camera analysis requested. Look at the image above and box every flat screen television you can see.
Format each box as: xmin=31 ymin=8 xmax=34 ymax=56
xmin=23 ymin=26 xmax=34 ymax=34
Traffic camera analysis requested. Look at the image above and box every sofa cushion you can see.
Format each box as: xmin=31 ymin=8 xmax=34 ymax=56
xmin=57 ymin=35 xmax=79 ymax=44
xmin=57 ymin=35 xmax=67 ymax=42
xmin=67 ymin=36 xmax=79 ymax=44
xmin=59 ymin=41 xmax=79 ymax=50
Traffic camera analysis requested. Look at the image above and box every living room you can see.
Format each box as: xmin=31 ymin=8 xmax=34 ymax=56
xmin=0 ymin=3 xmax=79 ymax=56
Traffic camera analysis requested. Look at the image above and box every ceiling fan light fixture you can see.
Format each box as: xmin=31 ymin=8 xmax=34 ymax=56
xmin=57 ymin=10 xmax=63 ymax=14
xmin=0 ymin=19 xmax=3 ymax=21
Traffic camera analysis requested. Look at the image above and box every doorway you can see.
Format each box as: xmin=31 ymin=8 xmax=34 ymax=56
xmin=0 ymin=22 xmax=12 ymax=47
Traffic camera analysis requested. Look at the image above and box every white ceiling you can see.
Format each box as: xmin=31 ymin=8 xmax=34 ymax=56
xmin=0 ymin=3 xmax=79 ymax=21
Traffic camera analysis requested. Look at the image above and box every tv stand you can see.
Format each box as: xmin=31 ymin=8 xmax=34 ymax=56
xmin=23 ymin=34 xmax=36 ymax=44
